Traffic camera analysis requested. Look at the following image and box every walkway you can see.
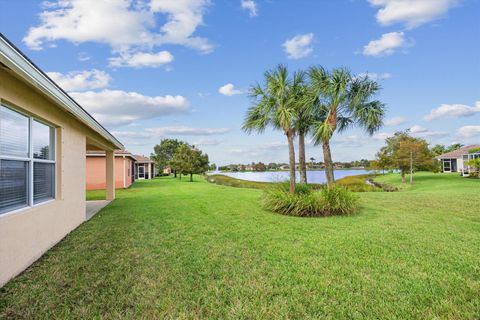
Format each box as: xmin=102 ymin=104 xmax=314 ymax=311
xmin=85 ymin=200 xmax=111 ymax=220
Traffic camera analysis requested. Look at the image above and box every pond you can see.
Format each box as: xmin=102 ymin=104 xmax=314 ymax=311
xmin=213 ymin=169 xmax=371 ymax=184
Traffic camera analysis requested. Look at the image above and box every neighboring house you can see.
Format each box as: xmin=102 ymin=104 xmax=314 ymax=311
xmin=0 ymin=34 xmax=123 ymax=286
xmin=435 ymin=144 xmax=480 ymax=175
xmin=163 ymin=166 xmax=172 ymax=175
xmin=86 ymin=150 xmax=136 ymax=190
xmin=134 ymin=155 xmax=156 ymax=179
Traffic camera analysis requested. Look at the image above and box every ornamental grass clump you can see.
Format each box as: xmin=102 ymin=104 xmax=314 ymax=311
xmin=262 ymin=183 xmax=359 ymax=217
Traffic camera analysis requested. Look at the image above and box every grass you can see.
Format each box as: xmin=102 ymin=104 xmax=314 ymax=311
xmin=86 ymin=189 xmax=106 ymax=200
xmin=1 ymin=173 xmax=479 ymax=319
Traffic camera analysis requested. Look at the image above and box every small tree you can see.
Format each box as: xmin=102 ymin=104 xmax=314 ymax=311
xmin=379 ymin=131 xmax=433 ymax=184
xmin=170 ymin=144 xmax=209 ymax=182
xmin=151 ymin=139 xmax=186 ymax=178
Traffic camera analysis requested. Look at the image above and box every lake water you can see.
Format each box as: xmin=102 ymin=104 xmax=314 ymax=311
xmin=214 ymin=170 xmax=370 ymax=184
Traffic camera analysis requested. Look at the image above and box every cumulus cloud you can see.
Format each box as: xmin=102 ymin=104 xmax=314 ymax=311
xmin=368 ymin=0 xmax=459 ymax=29
xmin=385 ymin=116 xmax=407 ymax=126
xmin=363 ymin=31 xmax=409 ymax=57
xmin=424 ymin=102 xmax=480 ymax=121
xmin=410 ymin=125 xmax=447 ymax=138
xmin=457 ymin=126 xmax=480 ymax=138
xmin=70 ymin=89 xmax=189 ymax=126
xmin=241 ymin=0 xmax=258 ymax=17
xmin=282 ymin=33 xmax=314 ymax=59
xmin=109 ymin=50 xmax=174 ymax=68
xmin=23 ymin=0 xmax=212 ymax=64
xmin=46 ymin=69 xmax=111 ymax=91
xmin=218 ymin=83 xmax=242 ymax=96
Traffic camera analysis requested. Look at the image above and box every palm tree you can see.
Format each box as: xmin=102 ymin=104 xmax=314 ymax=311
xmin=243 ymin=65 xmax=304 ymax=193
xmin=308 ymin=66 xmax=385 ymax=187
xmin=309 ymin=157 xmax=315 ymax=168
xmin=294 ymin=83 xmax=314 ymax=184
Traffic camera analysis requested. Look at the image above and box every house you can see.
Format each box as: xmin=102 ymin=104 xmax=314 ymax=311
xmin=86 ymin=150 xmax=136 ymax=190
xmin=163 ymin=166 xmax=172 ymax=175
xmin=134 ymin=155 xmax=156 ymax=179
xmin=0 ymin=34 xmax=123 ymax=286
xmin=435 ymin=144 xmax=480 ymax=175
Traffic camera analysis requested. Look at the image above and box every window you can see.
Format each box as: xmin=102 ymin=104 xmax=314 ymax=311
xmin=0 ymin=105 xmax=56 ymax=215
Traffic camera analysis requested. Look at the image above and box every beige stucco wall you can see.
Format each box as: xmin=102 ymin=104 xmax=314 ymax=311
xmin=0 ymin=67 xmax=116 ymax=286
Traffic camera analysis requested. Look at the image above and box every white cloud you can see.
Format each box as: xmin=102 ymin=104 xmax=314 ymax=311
xmin=357 ymin=72 xmax=392 ymax=81
xmin=241 ymin=0 xmax=258 ymax=17
xmin=424 ymin=102 xmax=480 ymax=121
xmin=282 ymin=33 xmax=314 ymax=59
xmin=218 ymin=83 xmax=242 ymax=96
xmin=457 ymin=126 xmax=480 ymax=138
xmin=109 ymin=50 xmax=174 ymax=68
xmin=368 ymin=0 xmax=459 ymax=29
xmin=23 ymin=0 xmax=213 ymax=60
xmin=192 ymin=138 xmax=224 ymax=146
xmin=46 ymin=69 xmax=111 ymax=91
xmin=146 ymin=126 xmax=230 ymax=136
xmin=363 ymin=31 xmax=409 ymax=57
xmin=410 ymin=125 xmax=447 ymax=138
xmin=70 ymin=89 xmax=189 ymax=126
xmin=373 ymin=132 xmax=393 ymax=140
xmin=77 ymin=52 xmax=91 ymax=61
xmin=385 ymin=116 xmax=407 ymax=126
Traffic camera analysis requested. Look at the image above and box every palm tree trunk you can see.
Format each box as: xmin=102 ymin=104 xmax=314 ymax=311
xmin=322 ymin=140 xmax=335 ymax=187
xmin=401 ymin=171 xmax=406 ymax=183
xmin=287 ymin=131 xmax=296 ymax=194
xmin=299 ymin=131 xmax=307 ymax=184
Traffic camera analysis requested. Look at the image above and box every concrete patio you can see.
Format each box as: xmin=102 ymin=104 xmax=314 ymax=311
xmin=86 ymin=200 xmax=111 ymax=220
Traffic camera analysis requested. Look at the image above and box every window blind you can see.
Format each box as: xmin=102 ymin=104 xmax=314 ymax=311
xmin=0 ymin=160 xmax=28 ymax=213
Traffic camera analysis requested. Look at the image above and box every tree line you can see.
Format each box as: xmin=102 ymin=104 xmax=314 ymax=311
xmin=243 ymin=65 xmax=386 ymax=193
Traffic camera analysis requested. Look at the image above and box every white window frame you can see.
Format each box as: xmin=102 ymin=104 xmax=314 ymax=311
xmin=0 ymin=104 xmax=56 ymax=215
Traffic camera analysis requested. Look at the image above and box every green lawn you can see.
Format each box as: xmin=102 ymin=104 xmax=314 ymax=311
xmin=1 ymin=173 xmax=479 ymax=319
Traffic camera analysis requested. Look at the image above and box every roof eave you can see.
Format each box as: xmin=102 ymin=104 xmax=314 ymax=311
xmin=0 ymin=34 xmax=123 ymax=150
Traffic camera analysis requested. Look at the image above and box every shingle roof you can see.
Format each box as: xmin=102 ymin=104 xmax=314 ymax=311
xmin=435 ymin=145 xmax=480 ymax=159
xmin=134 ymin=155 xmax=154 ymax=163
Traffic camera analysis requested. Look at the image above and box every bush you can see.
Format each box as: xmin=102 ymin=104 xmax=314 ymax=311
xmin=262 ymin=184 xmax=359 ymax=217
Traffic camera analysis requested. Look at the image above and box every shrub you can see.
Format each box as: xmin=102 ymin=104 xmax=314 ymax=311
xmin=262 ymin=184 xmax=359 ymax=217
xmin=319 ymin=187 xmax=360 ymax=216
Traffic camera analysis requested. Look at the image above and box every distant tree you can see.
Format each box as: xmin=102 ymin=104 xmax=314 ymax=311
xmin=151 ymin=139 xmax=186 ymax=178
xmin=208 ymin=163 xmax=217 ymax=171
xmin=309 ymin=157 xmax=315 ymax=168
xmin=253 ymin=162 xmax=267 ymax=171
xmin=170 ymin=144 xmax=209 ymax=182
xmin=431 ymin=144 xmax=447 ymax=156
xmin=379 ymin=131 xmax=433 ymax=184
xmin=446 ymin=143 xmax=463 ymax=152
xmin=267 ymin=163 xmax=279 ymax=170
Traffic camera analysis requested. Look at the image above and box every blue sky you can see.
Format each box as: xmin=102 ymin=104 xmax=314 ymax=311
xmin=1 ymin=0 xmax=479 ymax=165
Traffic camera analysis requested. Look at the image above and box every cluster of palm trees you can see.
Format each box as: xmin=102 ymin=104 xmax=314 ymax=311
xmin=242 ymin=65 xmax=386 ymax=193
